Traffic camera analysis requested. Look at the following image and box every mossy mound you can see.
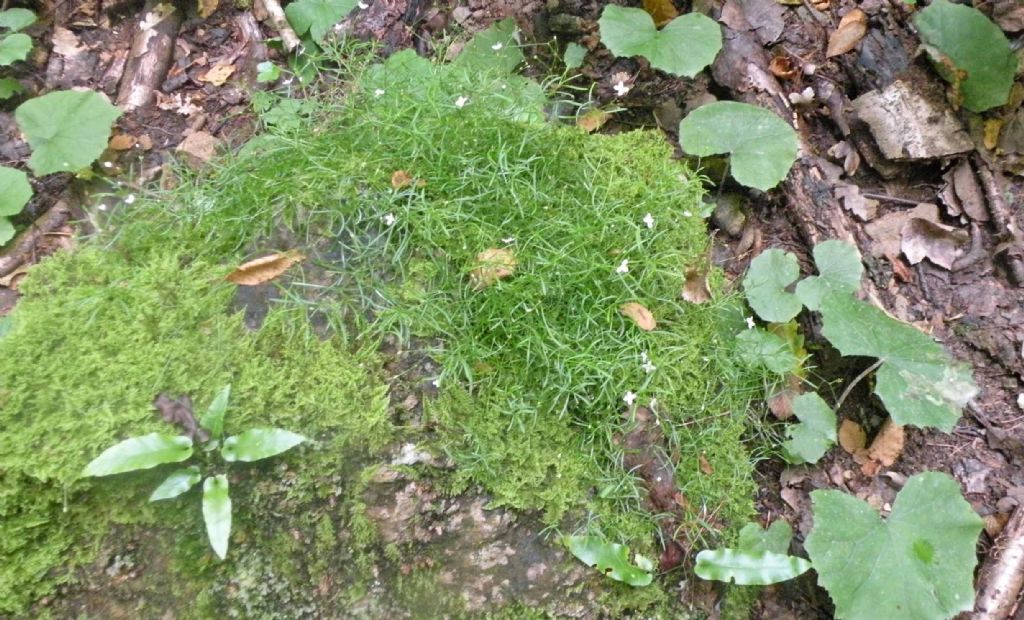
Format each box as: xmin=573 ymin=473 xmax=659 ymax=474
xmin=0 ymin=46 xmax=763 ymax=617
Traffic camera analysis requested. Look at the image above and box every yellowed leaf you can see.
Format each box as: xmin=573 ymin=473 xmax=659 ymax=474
xmin=826 ymin=9 xmax=867 ymax=58
xmin=577 ymin=109 xmax=611 ymax=134
xmin=643 ymin=0 xmax=678 ymax=26
xmin=681 ymin=267 xmax=711 ymax=304
xmin=470 ymin=248 xmax=517 ymax=289
xmin=198 ymin=0 xmax=219 ymax=18
xmin=108 ymin=133 xmax=137 ymax=151
xmin=866 ymin=420 xmax=904 ymax=466
xmin=837 ymin=418 xmax=867 ymax=454
xmin=983 ymin=119 xmax=1002 ymax=151
xmin=698 ymin=453 xmax=714 ymax=475
xmin=201 ymin=64 xmax=235 ymax=86
xmin=620 ymin=302 xmax=656 ymax=331
xmin=226 ymin=251 xmax=305 ymax=286
xmin=390 ymin=170 xmax=426 ymax=189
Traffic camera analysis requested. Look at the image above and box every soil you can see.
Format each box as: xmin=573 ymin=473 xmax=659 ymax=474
xmin=2 ymin=0 xmax=1024 ymax=617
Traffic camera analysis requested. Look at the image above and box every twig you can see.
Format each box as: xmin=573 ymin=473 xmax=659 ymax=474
xmin=975 ymin=505 xmax=1024 ymax=619
xmin=255 ymin=0 xmax=301 ymax=52
xmin=834 ymin=359 xmax=884 ymax=413
xmin=0 ymin=202 xmax=73 ymax=278
xmin=116 ymin=1 xmax=183 ymax=111
xmin=972 ymin=154 xmax=1024 ymax=286
xmin=861 ymin=192 xmax=922 ymax=207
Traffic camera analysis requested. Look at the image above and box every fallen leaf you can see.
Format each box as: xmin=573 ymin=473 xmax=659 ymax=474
xmin=768 ymin=387 xmax=797 ymax=420
xmin=198 ymin=0 xmax=219 ymax=18
xmin=827 ymin=141 xmax=860 ymax=177
xmin=642 ymin=0 xmax=678 ymax=26
xmin=201 ymin=64 xmax=235 ymax=86
xmin=827 ymin=9 xmax=867 ymax=57
xmin=620 ymin=302 xmax=657 ymax=331
xmin=176 ymin=131 xmax=221 ymax=169
xmin=864 ymin=202 xmax=939 ymax=258
xmin=470 ymin=248 xmax=517 ymax=289
xmin=837 ymin=419 xmax=867 ymax=454
xmin=769 ymin=55 xmax=798 ymax=80
xmin=681 ymin=267 xmax=711 ymax=303
xmin=391 ymin=170 xmax=426 ymax=189
xmin=834 ymin=184 xmax=878 ymax=222
xmin=699 ymin=453 xmax=714 ymax=475
xmin=810 ymin=0 xmax=829 ymax=9
xmin=108 ymin=133 xmax=137 ymax=151
xmin=52 ymin=27 xmax=85 ymax=57
xmin=867 ymin=420 xmax=904 ymax=467
xmin=153 ymin=393 xmax=209 ymax=442
xmin=578 ymin=109 xmax=612 ymax=133
xmin=226 ymin=251 xmax=305 ymax=286
xmin=138 ymin=134 xmax=154 ymax=150
xmin=983 ymin=119 xmax=1002 ymax=151
xmin=901 ymin=217 xmax=968 ymax=270
xmin=950 ymin=160 xmax=989 ymax=222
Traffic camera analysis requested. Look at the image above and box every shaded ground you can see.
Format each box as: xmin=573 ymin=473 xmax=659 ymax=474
xmin=2 ymin=0 xmax=1024 ymax=617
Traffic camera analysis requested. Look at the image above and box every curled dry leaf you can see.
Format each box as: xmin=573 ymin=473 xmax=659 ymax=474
xmin=108 ymin=133 xmax=138 ymax=151
xmin=470 ymin=248 xmax=517 ymax=289
xmin=578 ymin=109 xmax=612 ymax=133
xmin=226 ymin=251 xmax=305 ymax=286
xmin=681 ymin=267 xmax=711 ymax=304
xmin=837 ymin=418 xmax=867 ymax=454
xmin=201 ymin=64 xmax=236 ymax=86
xmin=826 ymin=9 xmax=867 ymax=57
xmin=390 ymin=170 xmax=426 ymax=189
xmin=901 ymin=217 xmax=968 ymax=270
xmin=867 ymin=420 xmax=904 ymax=467
xmin=620 ymin=302 xmax=657 ymax=331
xmin=769 ymin=56 xmax=798 ymax=80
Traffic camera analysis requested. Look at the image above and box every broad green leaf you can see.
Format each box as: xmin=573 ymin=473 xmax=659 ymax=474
xmin=0 ymin=219 xmax=14 ymax=246
xmin=284 ymin=0 xmax=356 ymax=43
xmin=795 ymin=240 xmax=863 ymax=311
xmin=737 ymin=521 xmax=793 ymax=555
xmin=742 ymin=248 xmax=802 ymax=322
xmin=806 ymin=472 xmax=983 ymax=620
xmin=200 ymin=384 xmax=231 ymax=440
xmin=81 ymin=433 xmax=193 ymax=477
xmin=361 ymin=48 xmax=436 ymax=94
xmin=782 ymin=392 xmax=837 ymax=464
xmin=0 ymin=8 xmax=37 ymax=32
xmin=255 ymin=61 xmax=281 ymax=83
xmin=819 ymin=296 xmax=977 ymax=431
xmin=565 ymin=535 xmax=653 ymax=586
xmin=564 ymin=42 xmax=586 ymax=70
xmin=695 ymin=548 xmax=811 ymax=585
xmin=0 ymin=76 xmax=23 ymax=99
xmin=15 ymin=90 xmax=121 ymax=176
xmin=678 ymin=101 xmax=798 ymax=191
xmin=452 ymin=18 xmax=522 ymax=74
xmin=149 ymin=465 xmax=202 ymax=501
xmin=0 ymin=33 xmax=31 ymax=66
xmin=221 ymin=428 xmax=306 ymax=462
xmin=914 ymin=0 xmax=1015 ymax=112
xmin=736 ymin=328 xmax=800 ymax=375
xmin=598 ymin=6 xmax=721 ymax=78
xmin=202 ymin=475 xmax=232 ymax=560
xmin=0 ymin=166 xmax=31 ymax=216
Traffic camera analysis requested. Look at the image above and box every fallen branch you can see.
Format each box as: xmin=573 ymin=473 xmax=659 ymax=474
xmin=255 ymin=0 xmax=301 ymax=52
xmin=0 ymin=201 xmax=73 ymax=278
xmin=973 ymin=154 xmax=1024 ymax=286
xmin=975 ymin=505 xmax=1024 ymax=619
xmin=117 ymin=1 xmax=183 ymax=111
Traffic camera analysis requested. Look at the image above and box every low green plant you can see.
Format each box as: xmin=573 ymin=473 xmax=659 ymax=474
xmin=597 ymin=5 xmax=721 ymax=78
xmin=0 ymin=7 xmax=34 ymax=98
xmin=565 ymin=535 xmax=655 ymax=586
xmin=0 ymin=166 xmax=31 ymax=244
xmin=81 ymin=385 xmax=306 ymax=559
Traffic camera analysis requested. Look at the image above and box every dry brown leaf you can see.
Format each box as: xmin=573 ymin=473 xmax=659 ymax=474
xmin=768 ymin=388 xmax=797 ymax=420
xmin=470 ymin=248 xmax=517 ymax=289
xmin=138 ymin=134 xmax=154 ymax=150
xmin=698 ymin=453 xmax=714 ymax=475
xmin=681 ymin=267 xmax=711 ymax=304
xmin=769 ymin=56 xmax=798 ymax=80
xmin=838 ymin=419 xmax=867 ymax=454
xmin=643 ymin=0 xmax=678 ymax=26
xmin=620 ymin=302 xmax=657 ymax=331
xmin=867 ymin=420 xmax=904 ymax=467
xmin=108 ymin=134 xmax=137 ymax=151
xmin=577 ymin=109 xmax=612 ymax=133
xmin=391 ymin=170 xmax=426 ymax=189
xmin=201 ymin=64 xmax=235 ymax=86
xmin=900 ymin=217 xmax=968 ymax=270
xmin=226 ymin=251 xmax=305 ymax=286
xmin=826 ymin=9 xmax=867 ymax=58
xmin=809 ymin=0 xmax=829 ymax=8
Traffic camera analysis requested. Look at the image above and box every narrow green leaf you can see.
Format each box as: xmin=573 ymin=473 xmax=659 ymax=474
xmin=0 ymin=166 xmax=31 ymax=217
xmin=221 ymin=428 xmax=306 ymax=462
xmin=679 ymin=101 xmax=798 ymax=190
xmin=736 ymin=328 xmax=801 ymax=375
xmin=742 ymin=248 xmax=802 ymax=322
xmin=598 ymin=6 xmax=721 ymax=78
xmin=15 ymin=90 xmax=122 ymax=176
xmin=451 ymin=18 xmax=523 ymax=74
xmin=565 ymin=535 xmax=653 ymax=586
xmin=564 ymin=42 xmax=586 ymax=70
xmin=284 ymin=0 xmax=356 ymax=43
xmin=782 ymin=392 xmax=837 ymax=464
xmin=695 ymin=548 xmax=811 ymax=585
xmin=0 ymin=8 xmax=37 ymax=32
xmin=81 ymin=433 xmax=193 ymax=477
xmin=737 ymin=521 xmax=793 ymax=555
xmin=795 ymin=240 xmax=863 ymax=311
xmin=806 ymin=472 xmax=983 ymax=620
xmin=200 ymin=384 xmax=231 ymax=440
xmin=0 ymin=33 xmax=31 ymax=66
xmin=149 ymin=465 xmax=202 ymax=501
xmin=202 ymin=475 xmax=232 ymax=560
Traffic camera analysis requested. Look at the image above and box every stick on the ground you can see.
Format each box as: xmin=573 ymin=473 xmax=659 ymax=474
xmin=975 ymin=505 xmax=1024 ymax=619
xmin=0 ymin=202 xmax=73 ymax=278
xmin=255 ymin=0 xmax=301 ymax=52
xmin=116 ymin=1 xmax=183 ymax=111
xmin=973 ymin=155 xmax=1024 ymax=286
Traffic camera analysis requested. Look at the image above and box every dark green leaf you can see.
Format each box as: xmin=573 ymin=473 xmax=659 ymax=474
xmin=742 ymin=248 xmax=802 ymax=322
xmin=149 ymin=465 xmax=202 ymax=501
xmin=200 ymin=384 xmax=230 ymax=441
xmin=81 ymin=433 xmax=193 ymax=477
xmin=795 ymin=240 xmax=863 ymax=311
xmin=695 ymin=548 xmax=811 ymax=585
xmin=565 ymin=535 xmax=653 ymax=586
xmin=284 ymin=0 xmax=356 ymax=43
xmin=806 ymin=472 xmax=983 ymax=620
xmin=202 ymin=475 xmax=232 ymax=560
xmin=221 ymin=428 xmax=306 ymax=462
xmin=782 ymin=392 xmax=837 ymax=464
xmin=598 ymin=6 xmax=721 ymax=78
xmin=0 ymin=76 xmax=23 ymax=99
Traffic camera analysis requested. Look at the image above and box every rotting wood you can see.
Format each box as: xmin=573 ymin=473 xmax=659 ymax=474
xmin=975 ymin=504 xmax=1024 ymax=620
xmin=973 ymin=154 xmax=1024 ymax=286
xmin=234 ymin=12 xmax=269 ymax=89
xmin=116 ymin=1 xmax=183 ymax=111
xmin=255 ymin=0 xmax=301 ymax=52
xmin=0 ymin=202 xmax=73 ymax=278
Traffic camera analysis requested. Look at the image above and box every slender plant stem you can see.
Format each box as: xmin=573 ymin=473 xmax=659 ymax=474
xmin=834 ymin=359 xmax=884 ymax=412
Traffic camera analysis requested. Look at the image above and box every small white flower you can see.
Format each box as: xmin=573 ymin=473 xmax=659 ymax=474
xmin=640 ymin=351 xmax=656 ymax=374
xmin=650 ymin=398 xmax=658 ymax=410
xmin=616 ymin=259 xmax=629 ymax=274
xmin=613 ymin=80 xmax=630 ymax=97
xmin=502 ymin=236 xmax=515 ymax=244
xmin=383 ymin=213 xmax=397 ymax=226
xmin=455 ymin=95 xmax=469 ymax=108
xmin=98 ymin=203 xmax=108 ymax=211
xmin=788 ymin=86 xmax=815 ymax=105
xmin=491 ymin=42 xmax=503 ymax=51
xmin=623 ymin=391 xmax=637 ymax=406
xmin=373 ymin=88 xmax=385 ymax=98
xmin=102 ymin=161 xmax=113 ymax=168
xmin=282 ymin=78 xmax=294 ymax=86
xmin=357 ymin=0 xmax=369 ymax=8
xmin=431 ymin=378 xmax=440 ymax=387
xmin=745 ymin=316 xmax=756 ymax=329
xmin=642 ymin=213 xmax=655 ymax=229
xmin=124 ymin=194 xmax=136 ymax=205
xmin=683 ymin=210 xmax=692 ymax=217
